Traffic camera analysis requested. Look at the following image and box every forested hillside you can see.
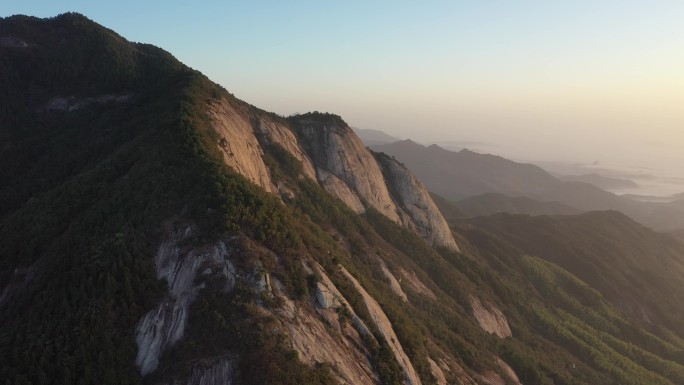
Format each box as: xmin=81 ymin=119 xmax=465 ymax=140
xmin=3 ymin=13 xmax=684 ymax=385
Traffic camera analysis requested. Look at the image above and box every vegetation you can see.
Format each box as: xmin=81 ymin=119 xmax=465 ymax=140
xmin=0 ymin=13 xmax=319 ymax=385
xmin=4 ymin=12 xmax=684 ymax=385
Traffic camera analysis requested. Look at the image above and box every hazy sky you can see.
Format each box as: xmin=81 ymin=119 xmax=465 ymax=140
xmin=5 ymin=1 xmax=684 ymax=173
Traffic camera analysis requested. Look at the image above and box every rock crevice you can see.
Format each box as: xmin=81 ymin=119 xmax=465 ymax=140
xmin=134 ymin=227 xmax=237 ymax=375
xmin=340 ymin=267 xmax=422 ymax=385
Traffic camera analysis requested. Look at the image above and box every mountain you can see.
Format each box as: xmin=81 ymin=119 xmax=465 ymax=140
xmin=537 ymin=181 xmax=684 ymax=231
xmin=4 ymin=13 xmax=684 ymax=385
xmin=429 ymin=192 xmax=468 ymax=221
xmin=454 ymin=193 xmax=581 ymax=217
xmin=352 ymin=127 xmax=402 ymax=146
xmin=464 ymin=211 xmax=684 ymax=336
xmin=371 ymin=140 xmax=559 ymax=200
xmin=373 ymin=140 xmax=684 ymax=231
xmin=0 ymin=13 xmax=463 ymax=385
xmin=557 ymin=173 xmax=639 ymax=190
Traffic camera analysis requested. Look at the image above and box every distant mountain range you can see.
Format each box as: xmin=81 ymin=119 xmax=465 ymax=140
xmin=460 ymin=210 xmax=684 ymax=336
xmin=372 ymin=140 xmax=684 ymax=231
xmin=624 ymin=191 xmax=684 ymax=203
xmin=557 ymin=173 xmax=638 ymax=190
xmin=352 ymin=127 xmax=402 ymax=146
xmin=372 ymin=140 xmax=557 ymax=200
xmin=453 ymin=193 xmax=580 ymax=217
xmin=6 ymin=14 xmax=684 ymax=385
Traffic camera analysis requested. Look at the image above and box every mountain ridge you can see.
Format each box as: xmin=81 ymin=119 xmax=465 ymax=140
xmin=372 ymin=140 xmax=559 ymax=200
xmin=4 ymin=13 xmax=684 ymax=385
xmin=373 ymin=139 xmax=684 ymax=231
xmin=352 ymin=127 xmax=402 ymax=146
xmin=453 ymin=193 xmax=581 ymax=217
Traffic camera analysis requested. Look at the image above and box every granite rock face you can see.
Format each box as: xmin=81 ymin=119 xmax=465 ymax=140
xmin=207 ymin=102 xmax=458 ymax=250
xmin=340 ymin=267 xmax=423 ymax=385
xmin=291 ymin=116 xmax=403 ymax=223
xmin=374 ymin=153 xmax=460 ymax=251
xmin=470 ymin=296 xmax=512 ymax=339
xmin=134 ymin=227 xmax=237 ymax=375
xmin=208 ymin=99 xmax=274 ymax=193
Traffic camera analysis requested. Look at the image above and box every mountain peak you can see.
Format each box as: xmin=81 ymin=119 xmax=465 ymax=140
xmin=287 ymin=111 xmax=348 ymax=128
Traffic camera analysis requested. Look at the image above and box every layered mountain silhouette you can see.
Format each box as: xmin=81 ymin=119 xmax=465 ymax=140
xmin=3 ymin=13 xmax=684 ymax=385
xmin=372 ymin=140 xmax=684 ymax=231
xmin=372 ymin=140 xmax=558 ymax=200
xmin=453 ymin=193 xmax=580 ymax=217
xmin=556 ymin=173 xmax=638 ymax=190
xmin=352 ymin=127 xmax=402 ymax=146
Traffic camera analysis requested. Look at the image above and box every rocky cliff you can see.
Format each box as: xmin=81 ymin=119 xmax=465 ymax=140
xmin=206 ymin=105 xmax=459 ymax=251
xmin=374 ymin=152 xmax=459 ymax=251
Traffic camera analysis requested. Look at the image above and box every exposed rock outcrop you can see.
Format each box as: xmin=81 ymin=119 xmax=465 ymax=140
xmin=399 ymin=268 xmax=437 ymax=301
xmin=270 ymin=264 xmax=376 ymax=385
xmin=186 ymin=358 xmax=234 ymax=385
xmin=208 ymin=102 xmax=459 ymax=250
xmin=475 ymin=357 xmax=523 ymax=385
xmin=280 ymin=298 xmax=377 ymax=385
xmin=374 ymin=153 xmax=460 ymax=251
xmin=134 ymin=227 xmax=237 ymax=375
xmin=291 ymin=115 xmax=403 ymax=223
xmin=470 ymin=296 xmax=512 ymax=338
xmin=340 ymin=267 xmax=422 ymax=385
xmin=254 ymin=117 xmax=317 ymax=180
xmin=494 ymin=357 xmax=523 ymax=385
xmin=427 ymin=346 xmax=479 ymax=385
xmin=311 ymin=263 xmax=372 ymax=336
xmin=379 ymin=260 xmax=408 ymax=302
xmin=208 ymin=99 xmax=274 ymax=192
xmin=289 ymin=114 xmax=458 ymax=251
xmin=316 ymin=168 xmax=366 ymax=213
xmin=428 ymin=357 xmax=447 ymax=385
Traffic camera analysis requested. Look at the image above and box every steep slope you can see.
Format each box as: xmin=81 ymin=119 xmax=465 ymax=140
xmin=0 ymin=14 xmax=431 ymax=385
xmin=4 ymin=13 xmax=684 ymax=385
xmin=373 ymin=152 xmax=458 ymax=250
xmin=207 ymin=105 xmax=459 ymax=251
xmin=290 ymin=114 xmax=402 ymax=221
xmin=466 ymin=211 xmax=684 ymax=336
xmin=0 ymin=13 xmax=462 ymax=385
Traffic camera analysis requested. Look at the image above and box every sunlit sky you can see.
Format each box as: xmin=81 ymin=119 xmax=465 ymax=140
xmin=5 ymin=1 xmax=684 ymax=175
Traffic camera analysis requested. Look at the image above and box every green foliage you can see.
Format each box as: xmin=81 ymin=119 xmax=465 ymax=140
xmin=262 ymin=142 xmax=304 ymax=182
xmin=452 ymin=214 xmax=684 ymax=385
xmin=0 ymin=13 xmax=314 ymax=385
xmin=0 ymin=34 xmax=201 ymax=382
xmin=151 ymin=284 xmax=338 ymax=385
xmin=5 ymin=12 xmax=684 ymax=385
